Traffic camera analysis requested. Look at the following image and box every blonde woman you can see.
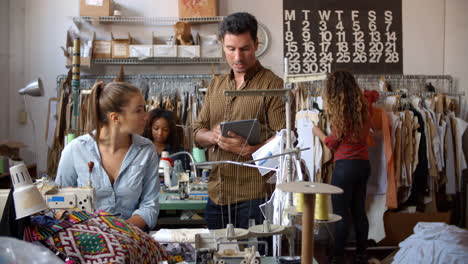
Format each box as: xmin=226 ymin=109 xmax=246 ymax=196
xmin=56 ymin=82 xmax=159 ymax=230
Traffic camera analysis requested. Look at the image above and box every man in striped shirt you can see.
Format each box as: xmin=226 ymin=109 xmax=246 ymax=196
xmin=193 ymin=12 xmax=286 ymax=231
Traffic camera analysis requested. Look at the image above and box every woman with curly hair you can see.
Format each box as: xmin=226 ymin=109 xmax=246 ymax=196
xmin=142 ymin=109 xmax=190 ymax=172
xmin=312 ymin=70 xmax=371 ymax=264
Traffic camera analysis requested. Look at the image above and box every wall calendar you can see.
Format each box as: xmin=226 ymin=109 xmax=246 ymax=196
xmin=283 ymin=0 xmax=402 ymax=74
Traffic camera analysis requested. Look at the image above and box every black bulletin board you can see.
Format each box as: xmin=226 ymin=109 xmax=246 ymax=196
xmin=283 ymin=0 xmax=402 ymax=74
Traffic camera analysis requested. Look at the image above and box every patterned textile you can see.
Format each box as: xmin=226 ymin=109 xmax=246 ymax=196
xmin=25 ymin=211 xmax=168 ymax=264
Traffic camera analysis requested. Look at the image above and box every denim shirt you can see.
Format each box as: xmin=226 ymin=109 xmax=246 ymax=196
xmin=55 ymin=134 xmax=160 ymax=229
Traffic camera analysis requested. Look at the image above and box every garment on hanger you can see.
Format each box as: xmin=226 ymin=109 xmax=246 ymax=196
xmin=295 ymin=110 xmax=322 ymax=181
xmin=445 ymin=113 xmax=457 ymax=194
xmin=452 ymin=116 xmax=468 ymax=191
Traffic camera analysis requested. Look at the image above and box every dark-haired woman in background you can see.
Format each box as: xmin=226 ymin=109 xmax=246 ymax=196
xmin=143 ymin=109 xmax=190 ymax=172
xmin=312 ymin=71 xmax=371 ymax=264
xmin=56 ymin=82 xmax=160 ymax=230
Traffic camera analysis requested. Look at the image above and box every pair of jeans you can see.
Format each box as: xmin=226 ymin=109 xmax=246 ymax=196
xmin=205 ymin=198 xmax=270 ymax=255
xmin=205 ymin=198 xmax=264 ymax=230
xmin=331 ymin=159 xmax=370 ymax=256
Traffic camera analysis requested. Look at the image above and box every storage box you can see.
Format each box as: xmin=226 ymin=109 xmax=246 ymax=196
xmin=64 ymin=31 xmax=94 ymax=68
xmin=153 ymin=34 xmax=177 ymax=57
xmin=129 ymin=45 xmax=153 ymax=58
xmin=93 ymin=40 xmax=112 ymax=59
xmin=111 ymin=33 xmax=131 ymax=59
xmin=178 ymin=45 xmax=200 ymax=58
xmin=200 ymin=35 xmax=222 ymax=58
xmin=178 ymin=0 xmax=217 ymax=17
xmin=80 ymin=0 xmax=113 ymax=16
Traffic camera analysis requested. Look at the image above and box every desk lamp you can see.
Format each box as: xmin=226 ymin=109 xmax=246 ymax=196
xmin=17 ymin=78 xmax=44 ymax=175
xmin=9 ymin=163 xmax=48 ymax=219
xmin=19 ymin=78 xmax=44 ymax=96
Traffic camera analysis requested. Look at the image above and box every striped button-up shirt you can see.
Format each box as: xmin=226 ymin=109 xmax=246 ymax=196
xmin=193 ymin=61 xmax=286 ymax=205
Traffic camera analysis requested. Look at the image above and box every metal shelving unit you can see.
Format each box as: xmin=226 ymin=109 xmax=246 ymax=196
xmin=71 ymin=15 xmax=226 ymax=65
xmin=72 ymin=16 xmax=225 ymax=25
xmin=92 ymin=57 xmax=224 ymax=65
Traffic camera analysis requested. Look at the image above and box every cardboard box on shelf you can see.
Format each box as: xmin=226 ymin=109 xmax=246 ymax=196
xmin=129 ymin=45 xmax=153 ymax=58
xmin=178 ymin=45 xmax=200 ymax=58
xmin=153 ymin=33 xmax=177 ymax=57
xmin=200 ymin=34 xmax=222 ymax=58
xmin=93 ymin=31 xmax=112 ymax=59
xmin=80 ymin=0 xmax=113 ymax=17
xmin=129 ymin=32 xmax=153 ymax=58
xmin=178 ymin=0 xmax=217 ymax=17
xmin=64 ymin=31 xmax=94 ymax=68
xmin=93 ymin=40 xmax=112 ymax=58
xmin=112 ymin=33 xmax=131 ymax=59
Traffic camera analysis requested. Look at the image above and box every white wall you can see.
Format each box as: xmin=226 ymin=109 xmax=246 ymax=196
xmin=6 ymin=0 xmax=468 ymax=172
xmin=0 ymin=0 xmax=10 ymax=141
xmin=445 ymin=0 xmax=468 ymax=120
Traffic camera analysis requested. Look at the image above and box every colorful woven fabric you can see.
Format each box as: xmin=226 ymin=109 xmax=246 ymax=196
xmin=25 ymin=211 xmax=168 ymax=264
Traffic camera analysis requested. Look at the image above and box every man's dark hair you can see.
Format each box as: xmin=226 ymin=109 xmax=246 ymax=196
xmin=219 ymin=12 xmax=258 ymax=42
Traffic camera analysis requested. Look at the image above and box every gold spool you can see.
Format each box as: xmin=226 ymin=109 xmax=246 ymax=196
xmin=294 ymin=193 xmax=304 ymax=213
xmin=314 ymin=193 xmax=329 ymax=221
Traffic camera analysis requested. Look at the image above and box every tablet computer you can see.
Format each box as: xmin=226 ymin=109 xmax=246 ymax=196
xmin=220 ymin=119 xmax=260 ymax=145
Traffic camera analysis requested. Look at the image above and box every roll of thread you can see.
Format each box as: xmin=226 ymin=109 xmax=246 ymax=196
xmin=315 ymin=193 xmax=329 ymax=221
xmin=192 ymin=147 xmax=206 ymax=163
xmin=67 ymin=133 xmax=75 ymax=144
xmin=294 ymin=193 xmax=304 ymax=213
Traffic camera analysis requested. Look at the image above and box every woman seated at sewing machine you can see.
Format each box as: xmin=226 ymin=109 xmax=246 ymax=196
xmin=55 ymin=81 xmax=160 ymax=231
xmin=142 ymin=108 xmax=190 ymax=172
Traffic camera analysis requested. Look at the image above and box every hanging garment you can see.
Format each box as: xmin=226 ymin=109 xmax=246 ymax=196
xmin=406 ymin=108 xmax=429 ymax=210
xmin=452 ymin=117 xmax=468 ymax=191
xmin=295 ymin=110 xmax=322 ymax=181
xmin=366 ymin=194 xmax=387 ymax=243
xmin=445 ymin=113 xmax=457 ymax=194
xmin=368 ymin=113 xmax=389 ymax=195
xmin=424 ymin=110 xmax=439 ymax=178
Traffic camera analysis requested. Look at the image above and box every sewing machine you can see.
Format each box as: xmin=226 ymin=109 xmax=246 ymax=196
xmin=0 ymin=185 xmax=96 ymax=220
xmin=43 ymin=186 xmax=95 ymax=212
xmin=0 ymin=161 xmax=97 ymax=219
xmin=195 ymin=233 xmax=264 ymax=264
xmin=41 ymin=161 xmax=96 ymax=212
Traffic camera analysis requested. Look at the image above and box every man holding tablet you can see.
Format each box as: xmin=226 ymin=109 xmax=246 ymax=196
xmin=193 ymin=12 xmax=286 ymax=234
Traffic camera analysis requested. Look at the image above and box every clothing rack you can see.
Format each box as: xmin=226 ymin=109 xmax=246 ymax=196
xmin=56 ymin=74 xmax=212 ymax=95
xmin=299 ymin=75 xmax=464 ymax=110
xmin=379 ymin=91 xmax=465 ymax=96
xmin=301 ymin=74 xmax=455 ymax=93
xmin=55 ymin=73 xmax=212 ymax=152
